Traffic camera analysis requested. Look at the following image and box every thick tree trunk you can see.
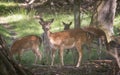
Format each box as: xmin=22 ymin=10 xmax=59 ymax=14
xmin=0 ymin=35 xmax=33 ymax=75
xmin=90 ymin=0 xmax=117 ymax=42
xmin=74 ymin=0 xmax=81 ymax=28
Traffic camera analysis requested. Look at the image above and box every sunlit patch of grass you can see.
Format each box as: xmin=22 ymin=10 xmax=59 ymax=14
xmin=0 ymin=8 xmax=35 ymax=23
xmin=113 ymin=15 xmax=120 ymax=35
xmin=6 ymin=8 xmax=41 ymax=38
xmin=81 ymin=13 xmax=92 ymax=26
xmin=14 ymin=19 xmax=42 ymax=37
xmin=1 ymin=14 xmax=24 ymax=23
xmin=114 ymin=15 xmax=120 ymax=26
xmin=0 ymin=2 xmax=17 ymax=7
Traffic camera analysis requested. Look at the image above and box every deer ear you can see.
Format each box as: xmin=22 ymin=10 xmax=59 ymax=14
xmin=69 ymin=22 xmax=72 ymax=25
xmin=39 ymin=21 xmax=43 ymax=26
xmin=50 ymin=19 xmax=54 ymax=23
xmin=39 ymin=18 xmax=44 ymax=22
xmin=62 ymin=22 xmax=66 ymax=26
xmin=47 ymin=19 xmax=54 ymax=25
xmin=39 ymin=18 xmax=44 ymax=25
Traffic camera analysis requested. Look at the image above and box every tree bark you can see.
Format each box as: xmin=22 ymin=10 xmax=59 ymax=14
xmin=0 ymin=35 xmax=33 ymax=75
xmin=74 ymin=0 xmax=81 ymax=28
xmin=90 ymin=0 xmax=117 ymax=42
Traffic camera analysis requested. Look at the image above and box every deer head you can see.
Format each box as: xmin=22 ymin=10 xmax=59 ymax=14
xmin=62 ymin=21 xmax=72 ymax=30
xmin=39 ymin=18 xmax=54 ymax=33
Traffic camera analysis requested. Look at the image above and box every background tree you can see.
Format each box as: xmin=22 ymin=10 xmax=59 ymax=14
xmin=74 ymin=0 xmax=81 ymax=28
xmin=90 ymin=0 xmax=117 ymax=42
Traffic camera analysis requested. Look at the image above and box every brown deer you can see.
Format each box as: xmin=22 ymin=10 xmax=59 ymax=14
xmin=62 ymin=21 xmax=73 ymax=54
xmin=41 ymin=21 xmax=72 ymax=65
xmin=39 ymin=18 xmax=96 ymax=67
xmin=62 ymin=23 xmax=109 ymax=59
xmin=83 ymin=26 xmax=109 ymax=59
xmin=10 ymin=35 xmax=42 ymax=64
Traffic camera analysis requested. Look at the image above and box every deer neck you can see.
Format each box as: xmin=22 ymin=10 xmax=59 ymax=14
xmin=45 ymin=30 xmax=51 ymax=38
xmin=44 ymin=30 xmax=53 ymax=48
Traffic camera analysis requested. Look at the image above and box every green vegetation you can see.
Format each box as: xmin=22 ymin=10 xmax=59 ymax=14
xmin=114 ymin=15 xmax=120 ymax=35
xmin=0 ymin=1 xmax=120 ymax=67
xmin=0 ymin=1 xmax=18 ymax=16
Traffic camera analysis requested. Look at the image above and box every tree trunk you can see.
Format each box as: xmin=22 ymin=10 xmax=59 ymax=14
xmin=0 ymin=35 xmax=33 ymax=75
xmin=74 ymin=0 xmax=81 ymax=28
xmin=90 ymin=0 xmax=117 ymax=42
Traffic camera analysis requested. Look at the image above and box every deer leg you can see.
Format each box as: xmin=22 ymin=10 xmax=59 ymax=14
xmin=87 ymin=43 xmax=91 ymax=60
xmin=114 ymin=48 xmax=120 ymax=68
xmin=76 ymin=43 xmax=82 ymax=67
xmin=59 ymin=47 xmax=64 ymax=66
xmin=32 ymin=49 xmax=37 ymax=64
xmin=51 ymin=48 xmax=56 ymax=66
xmin=32 ymin=47 xmax=42 ymax=64
xmin=98 ymin=38 xmax=102 ymax=59
xmin=34 ymin=53 xmax=38 ymax=64
xmin=18 ymin=53 xmax=21 ymax=62
xmin=17 ymin=49 xmax=23 ymax=62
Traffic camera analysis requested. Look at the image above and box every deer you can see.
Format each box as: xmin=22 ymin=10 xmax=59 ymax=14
xmin=62 ymin=21 xmax=72 ymax=30
xmin=83 ymin=26 xmax=109 ymax=59
xmin=62 ymin=21 xmax=73 ymax=54
xmin=39 ymin=18 xmax=96 ymax=67
xmin=62 ymin=23 xmax=109 ymax=59
xmin=40 ymin=21 xmax=72 ymax=65
xmin=10 ymin=35 xmax=42 ymax=64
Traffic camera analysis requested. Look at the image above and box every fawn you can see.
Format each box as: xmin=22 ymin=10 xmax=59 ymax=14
xmin=10 ymin=35 xmax=42 ymax=64
xmin=39 ymin=18 xmax=96 ymax=67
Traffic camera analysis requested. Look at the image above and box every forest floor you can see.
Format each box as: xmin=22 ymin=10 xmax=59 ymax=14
xmin=30 ymin=60 xmax=119 ymax=75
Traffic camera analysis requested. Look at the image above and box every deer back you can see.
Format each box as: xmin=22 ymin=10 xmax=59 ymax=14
xmin=83 ymin=26 xmax=109 ymax=50
xmin=47 ymin=29 xmax=95 ymax=49
xmin=10 ymin=35 xmax=42 ymax=55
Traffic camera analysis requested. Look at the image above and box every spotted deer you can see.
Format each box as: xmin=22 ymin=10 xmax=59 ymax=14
xmin=39 ymin=18 xmax=96 ymax=67
xmin=62 ymin=21 xmax=73 ymax=54
xmin=41 ymin=21 xmax=72 ymax=65
xmin=10 ymin=35 xmax=42 ymax=64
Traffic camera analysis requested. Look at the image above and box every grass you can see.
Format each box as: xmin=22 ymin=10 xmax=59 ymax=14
xmin=114 ymin=15 xmax=120 ymax=35
xmin=0 ymin=1 xmax=18 ymax=16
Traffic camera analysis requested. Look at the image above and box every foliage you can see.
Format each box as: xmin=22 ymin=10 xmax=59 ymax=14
xmin=0 ymin=25 xmax=10 ymax=37
xmin=114 ymin=15 xmax=120 ymax=35
xmin=0 ymin=1 xmax=18 ymax=16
